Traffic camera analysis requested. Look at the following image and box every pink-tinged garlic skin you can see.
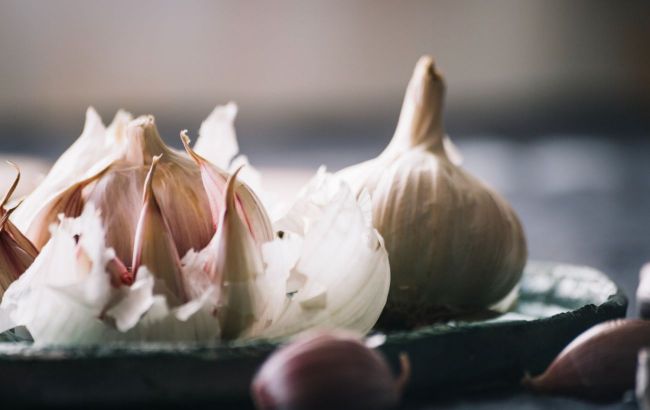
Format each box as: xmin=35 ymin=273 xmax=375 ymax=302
xmin=524 ymin=319 xmax=650 ymax=402
xmin=84 ymin=117 xmax=216 ymax=268
xmin=131 ymin=155 xmax=187 ymax=306
xmin=252 ymin=331 xmax=406 ymax=410
xmin=0 ymin=165 xmax=38 ymax=298
xmin=212 ymin=168 xmax=266 ymax=340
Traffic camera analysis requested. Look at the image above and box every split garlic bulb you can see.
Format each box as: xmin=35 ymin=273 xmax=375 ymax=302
xmin=0 ymin=104 xmax=391 ymax=344
xmin=338 ymin=56 xmax=527 ymax=321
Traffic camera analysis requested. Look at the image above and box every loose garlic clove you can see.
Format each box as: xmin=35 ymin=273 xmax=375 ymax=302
xmin=0 ymin=164 xmax=38 ymax=298
xmin=524 ymin=319 xmax=650 ymax=401
xmin=338 ymin=56 xmax=527 ymax=323
xmin=251 ymin=330 xmax=409 ymax=410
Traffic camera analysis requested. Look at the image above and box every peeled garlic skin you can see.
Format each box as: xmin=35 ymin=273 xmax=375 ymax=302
xmin=524 ymin=319 xmax=650 ymax=401
xmin=251 ymin=331 xmax=401 ymax=410
xmin=373 ymin=148 xmax=526 ymax=317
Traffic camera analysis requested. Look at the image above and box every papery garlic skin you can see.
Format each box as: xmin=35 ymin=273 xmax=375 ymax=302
xmin=338 ymin=56 xmax=526 ymax=321
xmin=0 ymin=206 xmax=220 ymax=344
xmin=247 ymin=169 xmax=391 ymax=339
xmin=12 ymin=108 xmax=132 ymax=234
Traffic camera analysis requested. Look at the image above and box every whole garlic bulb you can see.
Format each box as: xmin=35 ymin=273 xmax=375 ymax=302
xmin=338 ymin=56 xmax=527 ymax=321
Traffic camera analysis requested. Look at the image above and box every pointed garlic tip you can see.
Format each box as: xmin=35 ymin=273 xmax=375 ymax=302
xmin=180 ymin=130 xmax=203 ymax=164
xmin=124 ymin=115 xmax=170 ymax=164
xmin=194 ymin=102 xmax=241 ymax=170
xmin=1 ymin=161 xmax=20 ymax=208
xmin=391 ymin=54 xmax=446 ymax=152
xmin=80 ymin=106 xmax=107 ymax=142
xmin=106 ymin=109 xmax=133 ymax=143
xmin=142 ymin=154 xmax=162 ymax=203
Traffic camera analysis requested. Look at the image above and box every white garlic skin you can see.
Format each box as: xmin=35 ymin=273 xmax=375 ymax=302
xmin=339 ymin=56 xmax=527 ymax=317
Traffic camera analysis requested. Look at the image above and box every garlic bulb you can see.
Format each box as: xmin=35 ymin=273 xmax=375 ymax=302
xmin=0 ymin=106 xmax=272 ymax=343
xmin=338 ymin=56 xmax=527 ymax=321
xmin=251 ymin=330 xmax=409 ymax=410
xmin=524 ymin=319 xmax=650 ymax=401
xmin=0 ymin=164 xmax=38 ymax=298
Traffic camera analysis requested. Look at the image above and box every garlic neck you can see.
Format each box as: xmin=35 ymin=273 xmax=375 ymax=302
xmin=383 ymin=55 xmax=447 ymax=157
xmin=123 ymin=116 xmax=172 ymax=165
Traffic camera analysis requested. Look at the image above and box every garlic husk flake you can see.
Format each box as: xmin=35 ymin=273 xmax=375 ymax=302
xmin=248 ymin=169 xmax=391 ymax=339
xmin=12 ymin=108 xmax=132 ymax=233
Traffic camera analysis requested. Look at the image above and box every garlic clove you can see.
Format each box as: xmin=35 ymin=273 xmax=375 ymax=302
xmin=0 ymin=166 xmax=39 ymax=259
xmin=523 ymin=319 xmax=650 ymax=401
xmin=212 ymin=168 xmax=267 ymax=340
xmin=337 ymin=55 xmax=527 ymax=322
xmin=181 ymin=132 xmax=273 ymax=243
xmin=132 ymin=155 xmax=187 ymax=306
xmin=0 ymin=166 xmax=38 ymax=298
xmin=0 ymin=209 xmax=38 ymax=299
xmin=251 ymin=330 xmax=408 ymax=410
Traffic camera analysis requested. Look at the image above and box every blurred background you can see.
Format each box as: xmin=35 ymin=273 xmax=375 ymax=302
xmin=1 ymin=0 xmax=650 ymax=313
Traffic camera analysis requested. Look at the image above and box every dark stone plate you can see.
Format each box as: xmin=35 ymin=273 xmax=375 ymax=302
xmin=0 ymin=261 xmax=627 ymax=408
